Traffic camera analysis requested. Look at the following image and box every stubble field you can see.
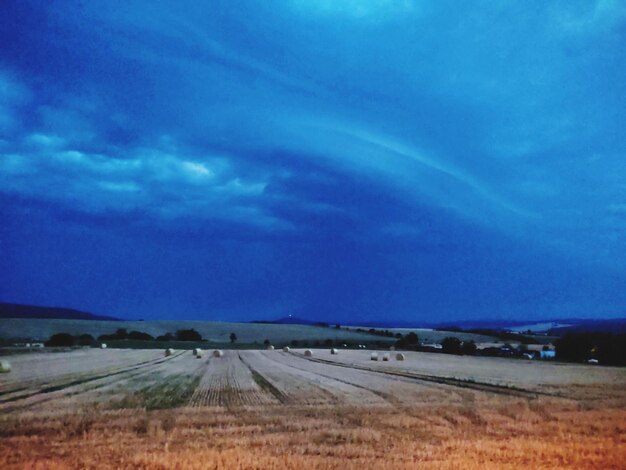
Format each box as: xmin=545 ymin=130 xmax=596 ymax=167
xmin=1 ymin=348 xmax=624 ymax=469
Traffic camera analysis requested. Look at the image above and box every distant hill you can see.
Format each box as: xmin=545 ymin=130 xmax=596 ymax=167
xmin=0 ymin=303 xmax=121 ymax=321
xmin=347 ymin=318 xmax=626 ymax=335
xmin=439 ymin=318 xmax=626 ymax=335
xmin=546 ymin=318 xmax=626 ymax=335
xmin=252 ymin=316 xmax=325 ymax=326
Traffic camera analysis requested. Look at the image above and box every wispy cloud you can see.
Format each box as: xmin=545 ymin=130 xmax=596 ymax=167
xmin=1 ymin=0 xmax=625 ymax=320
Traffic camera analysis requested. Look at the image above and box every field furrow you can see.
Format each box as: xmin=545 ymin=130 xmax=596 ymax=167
xmin=298 ymin=349 xmax=626 ymax=402
xmin=0 ymin=350 xmax=190 ymax=412
xmin=187 ymin=351 xmax=277 ymax=407
xmin=266 ymin=351 xmax=472 ymax=406
xmin=0 ymin=345 xmax=624 ymax=469
xmin=240 ymin=350 xmax=389 ymax=406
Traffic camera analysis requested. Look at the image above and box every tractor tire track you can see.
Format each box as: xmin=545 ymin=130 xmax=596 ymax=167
xmin=290 ymin=351 xmax=555 ymax=400
xmin=0 ymin=351 xmax=187 ymax=412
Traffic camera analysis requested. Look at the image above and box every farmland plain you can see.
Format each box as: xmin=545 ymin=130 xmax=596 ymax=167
xmin=0 ymin=348 xmax=624 ymax=469
xmin=0 ymin=318 xmax=394 ymax=344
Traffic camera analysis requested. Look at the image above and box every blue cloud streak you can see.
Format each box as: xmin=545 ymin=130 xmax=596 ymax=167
xmin=1 ymin=0 xmax=625 ymax=321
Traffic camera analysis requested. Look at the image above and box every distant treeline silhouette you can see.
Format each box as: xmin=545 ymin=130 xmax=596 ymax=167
xmin=45 ymin=328 xmax=203 ymax=346
xmin=555 ymin=332 xmax=626 ymax=366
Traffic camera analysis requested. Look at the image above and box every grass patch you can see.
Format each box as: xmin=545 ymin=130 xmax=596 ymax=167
xmin=111 ymin=373 xmax=201 ymax=410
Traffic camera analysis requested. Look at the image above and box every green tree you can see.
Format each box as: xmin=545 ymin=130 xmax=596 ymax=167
xmin=77 ymin=334 xmax=94 ymax=346
xmin=128 ymin=331 xmax=154 ymax=341
xmin=46 ymin=333 xmax=75 ymax=347
xmin=461 ymin=340 xmax=477 ymax=355
xmin=175 ymin=329 xmax=202 ymax=341
xmin=405 ymin=332 xmax=419 ymax=345
xmin=441 ymin=337 xmax=462 ymax=355
xmin=115 ymin=328 xmax=128 ymax=339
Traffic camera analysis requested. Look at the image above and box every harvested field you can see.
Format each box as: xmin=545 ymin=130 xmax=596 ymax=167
xmin=0 ymin=318 xmax=387 ymax=344
xmin=0 ymin=348 xmax=624 ymax=469
xmin=308 ymin=349 xmax=626 ymax=404
xmin=188 ymin=351 xmax=276 ymax=407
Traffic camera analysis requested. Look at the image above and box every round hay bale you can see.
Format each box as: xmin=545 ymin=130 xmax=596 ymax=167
xmin=304 ymin=349 xmax=313 ymax=357
xmin=382 ymin=353 xmax=390 ymax=361
xmin=100 ymin=343 xmax=107 ymax=349
xmin=370 ymin=352 xmax=379 ymax=361
xmin=396 ymin=353 xmax=406 ymax=361
xmin=389 ymin=346 xmax=395 ymax=351
xmin=330 ymin=348 xmax=339 ymax=355
xmin=193 ymin=348 xmax=203 ymax=357
xmin=282 ymin=346 xmax=290 ymax=352
xmin=165 ymin=348 xmax=175 ymax=357
xmin=213 ymin=349 xmax=224 ymax=358
xmin=0 ymin=360 xmax=11 ymax=373
xmin=267 ymin=345 xmax=274 ymax=350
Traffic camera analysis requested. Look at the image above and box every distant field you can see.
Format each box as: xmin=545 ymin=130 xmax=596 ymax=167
xmin=355 ymin=327 xmax=556 ymax=345
xmin=346 ymin=326 xmax=523 ymax=344
xmin=0 ymin=318 xmax=387 ymax=344
xmin=507 ymin=322 xmax=573 ymax=333
xmin=0 ymin=348 xmax=624 ymax=468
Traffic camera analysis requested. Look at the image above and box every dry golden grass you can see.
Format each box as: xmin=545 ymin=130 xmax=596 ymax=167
xmin=1 ymin=349 xmax=624 ymax=468
xmin=1 ymin=398 xmax=624 ymax=469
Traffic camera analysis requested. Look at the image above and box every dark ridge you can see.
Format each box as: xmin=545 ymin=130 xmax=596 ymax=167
xmin=0 ymin=302 xmax=121 ymax=321
xmin=250 ymin=316 xmax=319 ymax=326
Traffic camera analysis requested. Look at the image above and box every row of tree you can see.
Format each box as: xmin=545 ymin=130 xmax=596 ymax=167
xmin=45 ymin=328 xmax=204 ymax=347
xmin=354 ymin=327 xmax=403 ymax=339
xmin=555 ymin=333 xmax=626 ymax=365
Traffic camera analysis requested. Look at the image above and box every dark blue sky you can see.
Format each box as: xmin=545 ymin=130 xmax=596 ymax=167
xmin=1 ymin=1 xmax=625 ymax=322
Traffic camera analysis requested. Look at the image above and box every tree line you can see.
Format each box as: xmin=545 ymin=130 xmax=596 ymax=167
xmin=45 ymin=328 xmax=203 ymax=347
xmin=555 ymin=332 xmax=626 ymax=366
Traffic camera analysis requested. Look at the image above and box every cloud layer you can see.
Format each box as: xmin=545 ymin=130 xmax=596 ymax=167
xmin=1 ymin=1 xmax=625 ymax=321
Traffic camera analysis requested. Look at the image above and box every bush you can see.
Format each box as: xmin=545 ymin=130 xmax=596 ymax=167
xmin=441 ymin=337 xmax=462 ymax=355
xmin=405 ymin=332 xmax=419 ymax=345
xmin=156 ymin=333 xmax=175 ymax=341
xmin=77 ymin=334 xmax=95 ymax=346
xmin=97 ymin=329 xmax=150 ymax=342
xmin=556 ymin=333 xmax=626 ymax=365
xmin=128 ymin=331 xmax=154 ymax=341
xmin=115 ymin=329 xmax=128 ymax=339
xmin=461 ymin=340 xmax=477 ymax=356
xmin=46 ymin=333 xmax=75 ymax=347
xmin=175 ymin=329 xmax=202 ymax=341
xmin=395 ymin=331 xmax=420 ymax=350
xmin=555 ymin=334 xmax=592 ymax=362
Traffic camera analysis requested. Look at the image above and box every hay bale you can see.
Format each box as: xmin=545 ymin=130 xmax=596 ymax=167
xmin=100 ymin=343 xmax=107 ymax=349
xmin=382 ymin=353 xmax=390 ymax=361
xmin=213 ymin=349 xmax=224 ymax=358
xmin=304 ymin=349 xmax=313 ymax=357
xmin=0 ymin=360 xmax=11 ymax=373
xmin=165 ymin=348 xmax=175 ymax=357
xmin=396 ymin=353 xmax=406 ymax=361
xmin=370 ymin=352 xmax=379 ymax=361
xmin=267 ymin=345 xmax=275 ymax=350
xmin=193 ymin=348 xmax=203 ymax=358
xmin=330 ymin=348 xmax=339 ymax=355
xmin=282 ymin=346 xmax=290 ymax=352
xmin=389 ymin=346 xmax=395 ymax=351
